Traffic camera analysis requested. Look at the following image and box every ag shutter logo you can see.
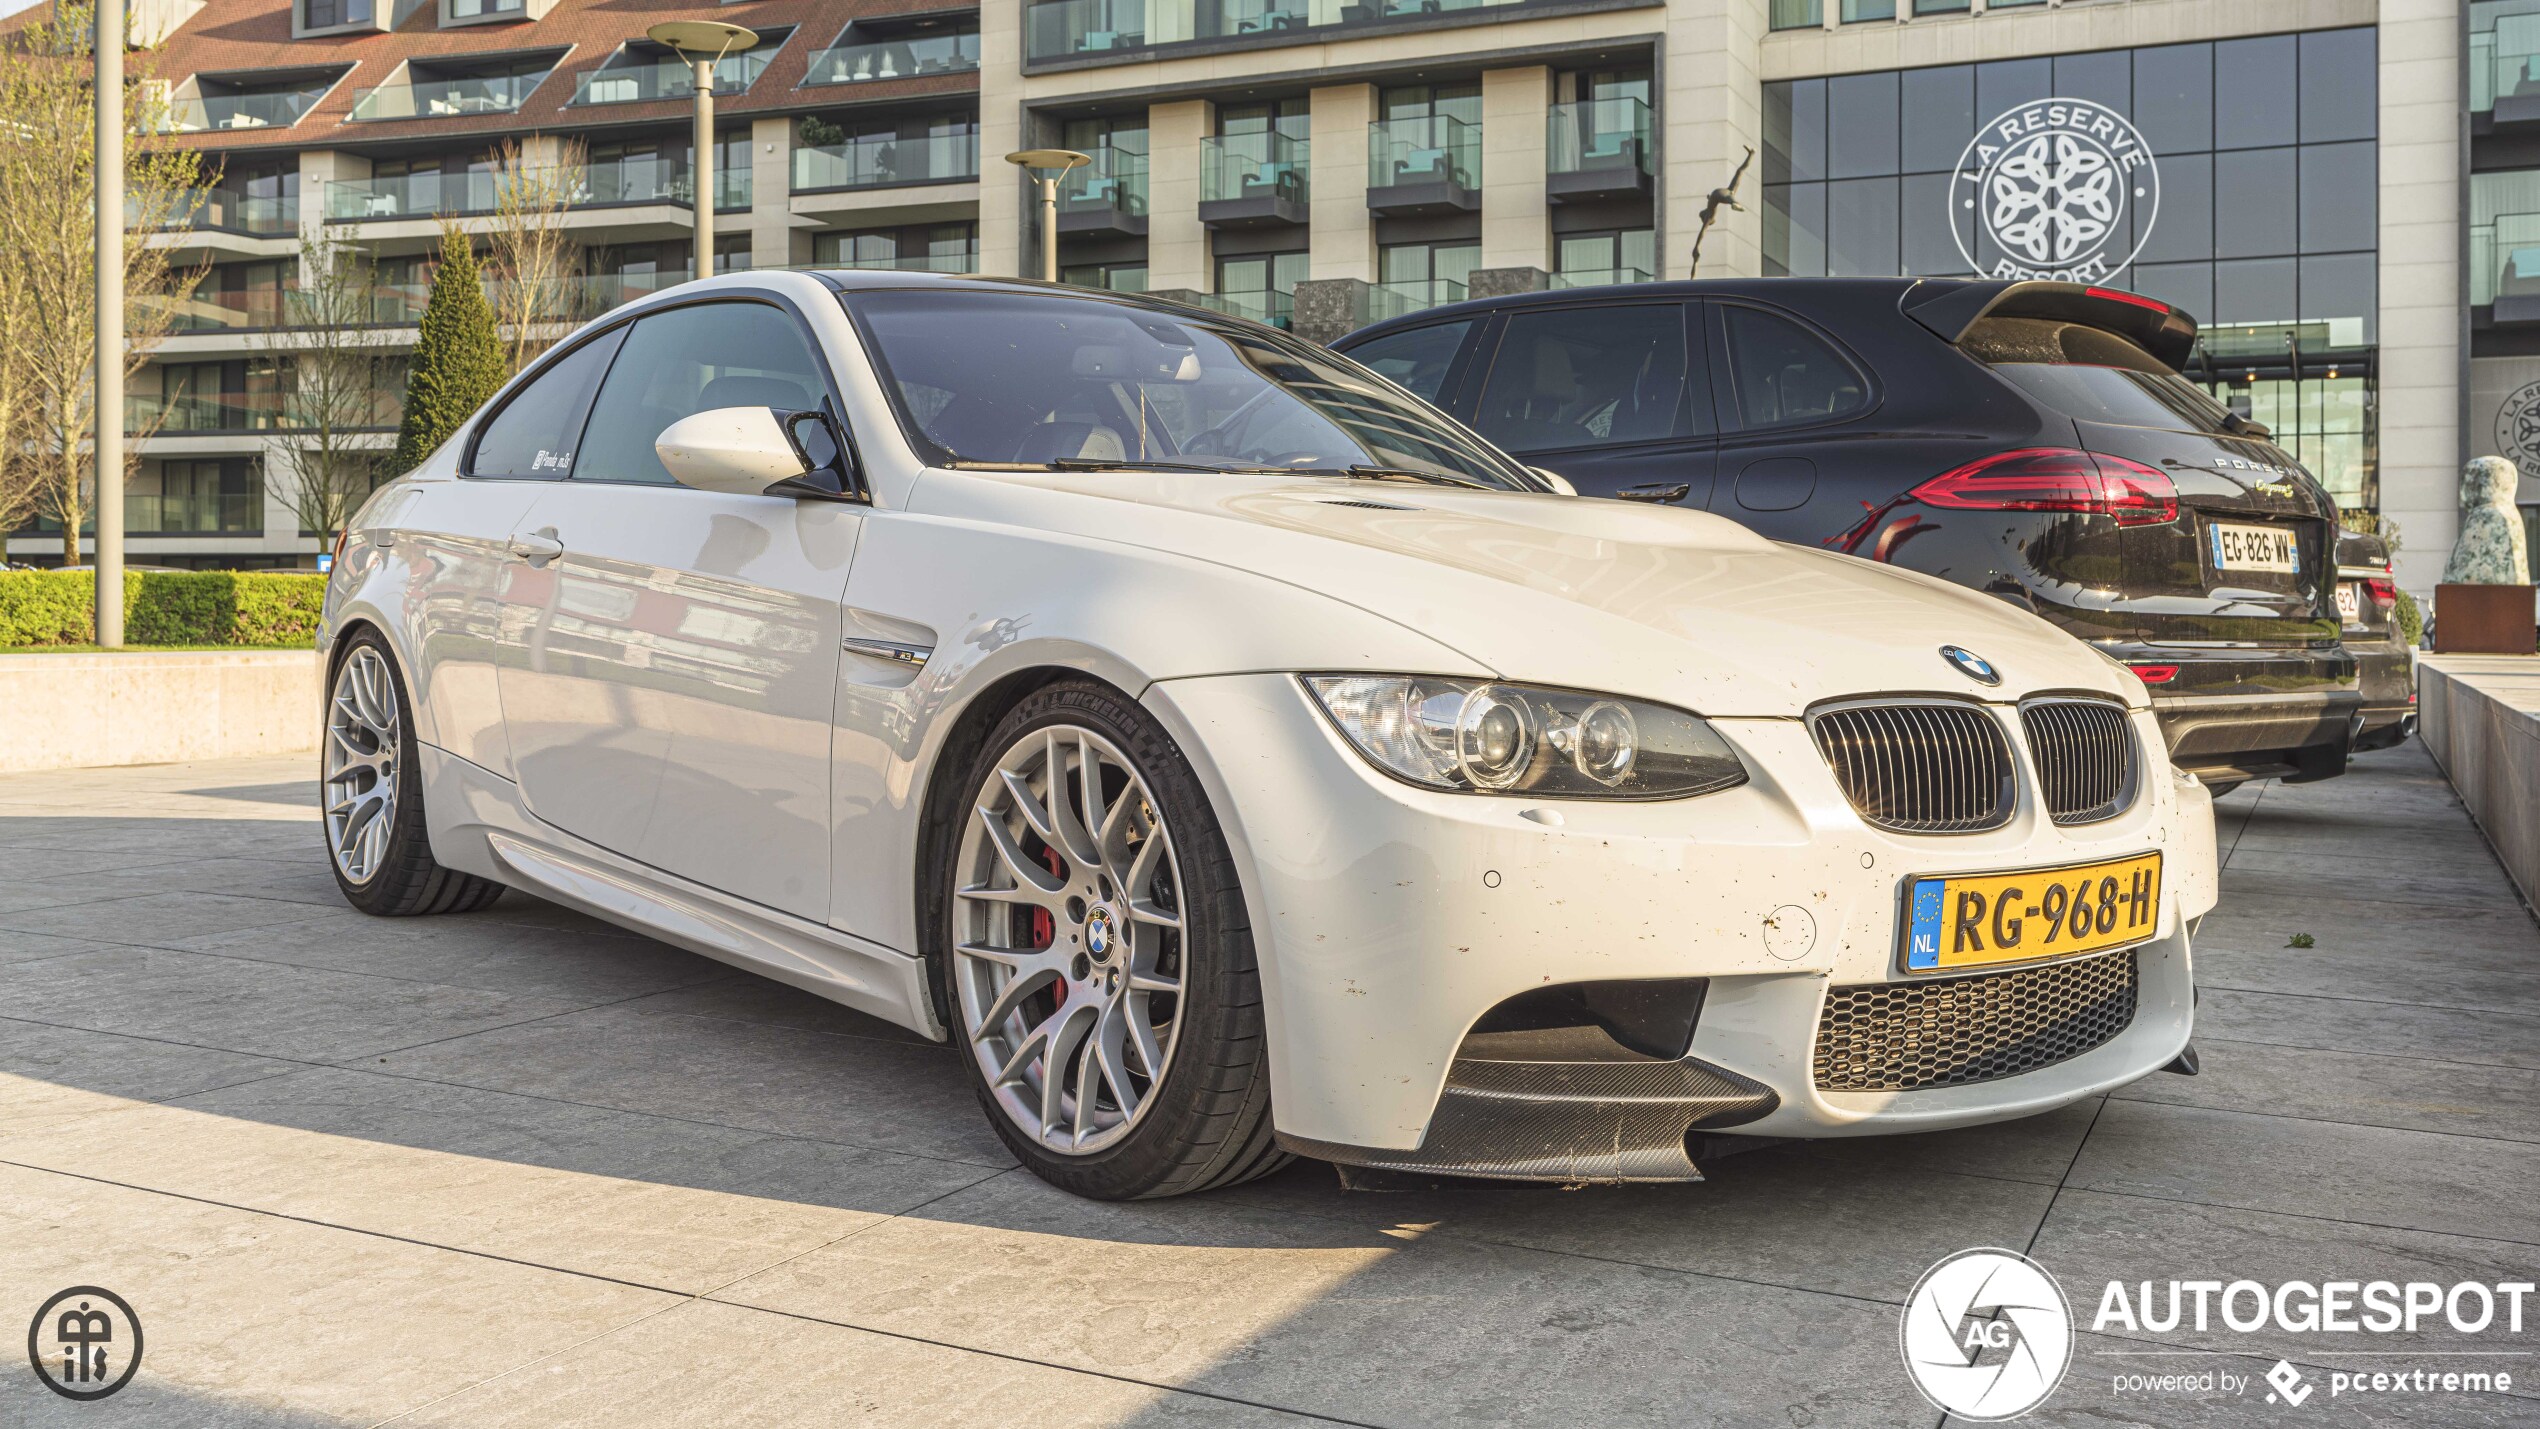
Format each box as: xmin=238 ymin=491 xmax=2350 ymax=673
xmin=2492 ymin=379 xmax=2540 ymax=471
xmin=1952 ymin=98 xmax=2160 ymax=282
xmin=27 ymin=1286 xmax=143 ymax=1401
xmin=1901 ymin=1248 xmax=2074 ymax=1421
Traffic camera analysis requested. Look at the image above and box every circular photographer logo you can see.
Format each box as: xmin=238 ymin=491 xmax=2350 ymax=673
xmin=1901 ymin=1248 xmax=2072 ymax=1421
xmin=27 ymin=1286 xmax=143 ymax=1401
xmin=2493 ymin=380 xmax=2540 ymax=471
xmin=1952 ymin=98 xmax=2160 ymax=282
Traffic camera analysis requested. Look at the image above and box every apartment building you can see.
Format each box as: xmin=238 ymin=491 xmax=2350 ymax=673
xmin=13 ymin=0 xmax=2489 ymax=592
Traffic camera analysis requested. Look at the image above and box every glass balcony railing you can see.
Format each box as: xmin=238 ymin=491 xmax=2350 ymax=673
xmin=1368 ymin=115 xmax=1478 ymax=195
xmin=132 ymin=491 xmax=265 ymax=536
xmin=156 ymin=87 xmax=327 ymax=134
xmin=347 ymin=71 xmax=545 ymax=122
xmin=1193 ymin=289 xmax=1294 ymax=329
xmin=2475 ymin=212 xmax=2540 ymax=307
xmin=804 ymin=31 xmax=981 ymax=85
xmin=2478 ymin=17 xmax=2540 ymax=116
xmin=127 ymin=388 xmax=290 ymax=433
xmin=1059 ymin=143 xmax=1148 ymax=216
xmin=792 ymin=133 xmax=982 ymax=191
xmin=140 ymin=186 xmax=298 ymax=235
xmin=1026 ymin=0 xmax=1533 ymax=60
xmin=1549 ymin=266 xmax=1654 ymax=290
xmin=1200 ymin=131 xmax=1309 ymax=205
xmin=326 ymin=170 xmax=500 ymax=221
xmin=825 ymin=250 xmax=980 ymax=274
xmin=1367 ymin=277 xmax=1465 ymax=322
xmin=1548 ymin=99 xmax=1652 ymax=177
xmin=573 ymin=50 xmax=771 ymax=106
xmin=147 ymin=288 xmax=293 ymax=331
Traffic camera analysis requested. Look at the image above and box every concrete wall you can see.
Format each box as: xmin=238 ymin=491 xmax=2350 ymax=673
xmin=0 ymin=651 xmax=321 ymax=775
xmin=2376 ymin=0 xmax=2467 ymax=605
xmin=2417 ymin=655 xmax=2540 ymax=913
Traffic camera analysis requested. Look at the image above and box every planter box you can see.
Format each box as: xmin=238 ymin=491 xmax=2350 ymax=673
xmin=0 ymin=649 xmax=320 ymax=773
xmin=2433 ymin=584 xmax=2538 ymax=654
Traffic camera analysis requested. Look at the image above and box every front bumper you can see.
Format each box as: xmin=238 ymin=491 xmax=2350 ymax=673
xmin=1145 ymin=674 xmax=2218 ymax=1174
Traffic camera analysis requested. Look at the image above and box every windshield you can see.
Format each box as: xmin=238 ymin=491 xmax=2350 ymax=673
xmin=840 ymin=287 xmax=1535 ymax=489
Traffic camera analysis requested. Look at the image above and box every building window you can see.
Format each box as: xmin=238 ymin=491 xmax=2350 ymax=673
xmin=1768 ymin=0 xmax=1821 ymax=28
xmin=817 ymin=223 xmax=979 ymax=273
xmin=1213 ymin=251 xmax=1306 ymax=327
xmin=302 ymin=0 xmax=374 ymax=29
xmin=1839 ymin=0 xmax=1894 ymax=22
xmin=1060 ymin=261 xmax=1147 ymax=293
xmin=1554 ymin=230 xmax=1657 ymax=287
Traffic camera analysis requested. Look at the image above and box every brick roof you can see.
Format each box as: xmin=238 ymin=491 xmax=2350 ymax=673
xmin=106 ymin=0 xmax=978 ymax=153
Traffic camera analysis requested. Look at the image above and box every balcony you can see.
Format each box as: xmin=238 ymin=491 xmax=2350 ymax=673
xmin=1025 ymin=0 xmax=1543 ymax=64
xmin=825 ymin=251 xmax=979 ymax=274
xmin=347 ymin=70 xmax=545 ymax=122
xmin=1192 ymin=288 xmax=1293 ymax=329
xmin=129 ymin=389 xmax=290 ymax=434
xmin=143 ymin=186 xmax=298 ymax=237
xmin=148 ymin=288 xmax=292 ymax=331
xmin=1199 ymin=132 xmax=1308 ymax=229
xmin=1367 ymin=115 xmax=1478 ymax=217
xmin=1057 ymin=144 xmax=1148 ymax=238
xmin=2476 ymin=213 xmax=2540 ymax=323
xmin=1367 ymin=277 xmax=1465 ymax=322
xmin=792 ymin=134 xmax=981 ymax=192
xmin=1549 ymin=266 xmax=1653 ymax=290
xmin=326 ymin=171 xmax=500 ymax=222
xmin=573 ymin=48 xmax=771 ymax=106
xmin=805 ymin=31 xmax=980 ymax=86
xmin=2476 ymin=17 xmax=2540 ymax=125
xmin=1547 ymin=99 xmax=1652 ymax=204
xmin=157 ymin=84 xmax=330 ymax=134
xmin=127 ymin=490 xmax=265 ymax=537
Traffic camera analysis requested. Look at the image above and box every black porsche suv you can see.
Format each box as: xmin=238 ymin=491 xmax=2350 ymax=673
xmin=1333 ymin=278 xmax=2359 ymax=790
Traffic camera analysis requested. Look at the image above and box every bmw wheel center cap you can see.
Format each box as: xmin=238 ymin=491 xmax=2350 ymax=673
xmin=1941 ymin=646 xmax=2001 ymax=686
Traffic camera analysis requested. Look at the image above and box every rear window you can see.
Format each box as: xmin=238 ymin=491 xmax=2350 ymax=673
xmin=1963 ymin=316 xmax=2234 ymax=434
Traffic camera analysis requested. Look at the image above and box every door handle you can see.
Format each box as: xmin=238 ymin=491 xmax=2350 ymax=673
xmin=507 ymin=528 xmax=564 ymax=566
xmin=1617 ymin=483 xmax=1692 ymax=504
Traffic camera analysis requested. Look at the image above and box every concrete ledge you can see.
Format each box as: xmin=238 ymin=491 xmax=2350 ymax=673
xmin=0 ymin=649 xmax=320 ymax=774
xmin=2418 ymin=653 xmax=2540 ymax=910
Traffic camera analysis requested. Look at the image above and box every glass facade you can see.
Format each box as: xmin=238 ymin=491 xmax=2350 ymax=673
xmin=1763 ymin=29 xmax=2382 ymax=506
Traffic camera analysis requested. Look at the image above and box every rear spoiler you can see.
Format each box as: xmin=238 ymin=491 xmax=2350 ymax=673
xmin=1899 ymin=279 xmax=2200 ymax=372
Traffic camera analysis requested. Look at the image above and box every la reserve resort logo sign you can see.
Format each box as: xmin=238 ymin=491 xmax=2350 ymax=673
xmin=1952 ymin=98 xmax=2161 ymax=283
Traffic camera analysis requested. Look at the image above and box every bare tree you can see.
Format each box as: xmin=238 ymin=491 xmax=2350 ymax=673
xmin=0 ymin=0 xmax=204 ymax=565
xmin=258 ymin=228 xmax=394 ymax=544
xmin=486 ymin=137 xmax=586 ymax=374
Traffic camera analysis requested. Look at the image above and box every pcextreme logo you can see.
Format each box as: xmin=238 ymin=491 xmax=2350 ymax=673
xmin=1900 ymin=1248 xmax=2074 ymax=1421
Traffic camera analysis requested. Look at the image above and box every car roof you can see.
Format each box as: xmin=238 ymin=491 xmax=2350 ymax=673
xmin=1336 ymin=277 xmax=1944 ymax=345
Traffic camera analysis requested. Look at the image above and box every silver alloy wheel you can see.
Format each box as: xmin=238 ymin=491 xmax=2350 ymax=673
xmin=323 ymin=645 xmax=400 ymax=884
xmin=953 ymin=724 xmax=1186 ymax=1155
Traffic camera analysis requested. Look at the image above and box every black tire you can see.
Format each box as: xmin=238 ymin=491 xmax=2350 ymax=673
xmin=928 ymin=680 xmax=1287 ymax=1200
xmin=324 ymin=630 xmax=506 ymax=917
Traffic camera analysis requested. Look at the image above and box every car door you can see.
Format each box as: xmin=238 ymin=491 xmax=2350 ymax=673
xmin=491 ymin=297 xmax=862 ymax=923
xmin=1703 ymin=300 xmax=1878 ymax=542
xmin=1462 ymin=298 xmax=1715 ymax=505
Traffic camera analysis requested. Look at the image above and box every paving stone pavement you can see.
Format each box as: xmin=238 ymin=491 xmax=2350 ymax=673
xmin=0 ymin=744 xmax=2532 ymax=1426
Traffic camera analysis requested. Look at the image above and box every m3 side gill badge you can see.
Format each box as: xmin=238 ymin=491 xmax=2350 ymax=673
xmin=1940 ymin=646 xmax=2000 ymax=686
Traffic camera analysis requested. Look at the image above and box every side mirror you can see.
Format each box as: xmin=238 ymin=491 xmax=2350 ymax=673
xmin=656 ymin=406 xmax=811 ymax=496
xmin=1531 ymin=467 xmax=1578 ymax=497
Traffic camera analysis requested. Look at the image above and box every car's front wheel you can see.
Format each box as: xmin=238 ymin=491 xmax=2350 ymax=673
xmin=323 ymin=632 xmax=506 ymax=916
xmin=937 ymin=681 xmax=1286 ymax=1199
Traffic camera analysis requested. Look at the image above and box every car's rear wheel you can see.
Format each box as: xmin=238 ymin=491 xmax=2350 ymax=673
xmin=323 ymin=632 xmax=505 ymax=916
xmin=938 ymin=681 xmax=1285 ymax=1199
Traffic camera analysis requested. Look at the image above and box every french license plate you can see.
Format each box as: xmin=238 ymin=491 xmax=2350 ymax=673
xmin=2209 ymin=521 xmax=2300 ymax=574
xmin=1902 ymin=852 xmax=2162 ymax=973
xmin=2336 ymin=582 xmax=2361 ymax=623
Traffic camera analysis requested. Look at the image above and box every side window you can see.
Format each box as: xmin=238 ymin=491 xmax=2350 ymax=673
xmin=466 ymin=326 xmax=626 ymax=479
xmin=1343 ymin=319 xmax=1473 ymax=403
xmin=573 ymin=301 xmax=830 ymax=486
xmin=1473 ymin=303 xmax=1698 ymax=454
xmin=1720 ymin=305 xmax=1867 ymax=429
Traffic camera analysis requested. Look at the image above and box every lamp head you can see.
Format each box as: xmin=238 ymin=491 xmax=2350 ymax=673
xmin=1006 ymin=148 xmax=1093 ymax=179
xmin=647 ymin=20 xmax=758 ymax=55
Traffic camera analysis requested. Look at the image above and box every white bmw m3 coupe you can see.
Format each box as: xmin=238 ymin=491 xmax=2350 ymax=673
xmin=318 ymin=271 xmax=2218 ymax=1199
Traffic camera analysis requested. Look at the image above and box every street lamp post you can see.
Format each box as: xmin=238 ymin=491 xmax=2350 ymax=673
xmin=647 ymin=21 xmax=756 ymax=280
xmin=1004 ymin=149 xmax=1091 ymax=282
xmin=95 ymin=0 xmax=125 ymax=646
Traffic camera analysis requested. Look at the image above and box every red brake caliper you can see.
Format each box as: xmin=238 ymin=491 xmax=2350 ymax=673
xmin=1029 ymin=845 xmax=1067 ymax=949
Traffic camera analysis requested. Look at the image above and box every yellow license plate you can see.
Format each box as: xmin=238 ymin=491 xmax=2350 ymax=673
xmin=1901 ymin=852 xmax=2162 ymax=973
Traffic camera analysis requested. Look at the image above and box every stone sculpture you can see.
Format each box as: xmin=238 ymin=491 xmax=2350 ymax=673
xmin=2440 ymin=456 xmax=2530 ymax=586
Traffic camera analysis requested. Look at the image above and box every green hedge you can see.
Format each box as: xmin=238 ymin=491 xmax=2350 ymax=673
xmin=0 ymin=571 xmax=327 ymax=648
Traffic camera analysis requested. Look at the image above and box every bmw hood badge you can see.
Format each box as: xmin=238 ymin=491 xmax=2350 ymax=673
xmin=1940 ymin=646 xmax=2000 ymax=686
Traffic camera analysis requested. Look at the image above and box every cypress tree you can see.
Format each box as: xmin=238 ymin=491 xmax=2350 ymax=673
xmin=391 ymin=226 xmax=505 ymax=474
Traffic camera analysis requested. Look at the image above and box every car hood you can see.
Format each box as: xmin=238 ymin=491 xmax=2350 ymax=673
xmin=911 ymin=470 xmax=2144 ymax=718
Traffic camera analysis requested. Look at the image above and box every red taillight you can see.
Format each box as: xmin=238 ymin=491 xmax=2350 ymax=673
xmin=2363 ymin=577 xmax=2397 ymax=605
xmin=330 ymin=528 xmax=350 ymax=574
xmin=1910 ymin=448 xmax=2178 ymax=527
xmin=2129 ymin=664 xmax=2180 ymax=685
xmin=2085 ymin=286 xmax=2171 ymax=314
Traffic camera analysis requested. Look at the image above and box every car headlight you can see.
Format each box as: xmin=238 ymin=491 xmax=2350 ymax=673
xmin=1303 ymin=675 xmax=1748 ymax=800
